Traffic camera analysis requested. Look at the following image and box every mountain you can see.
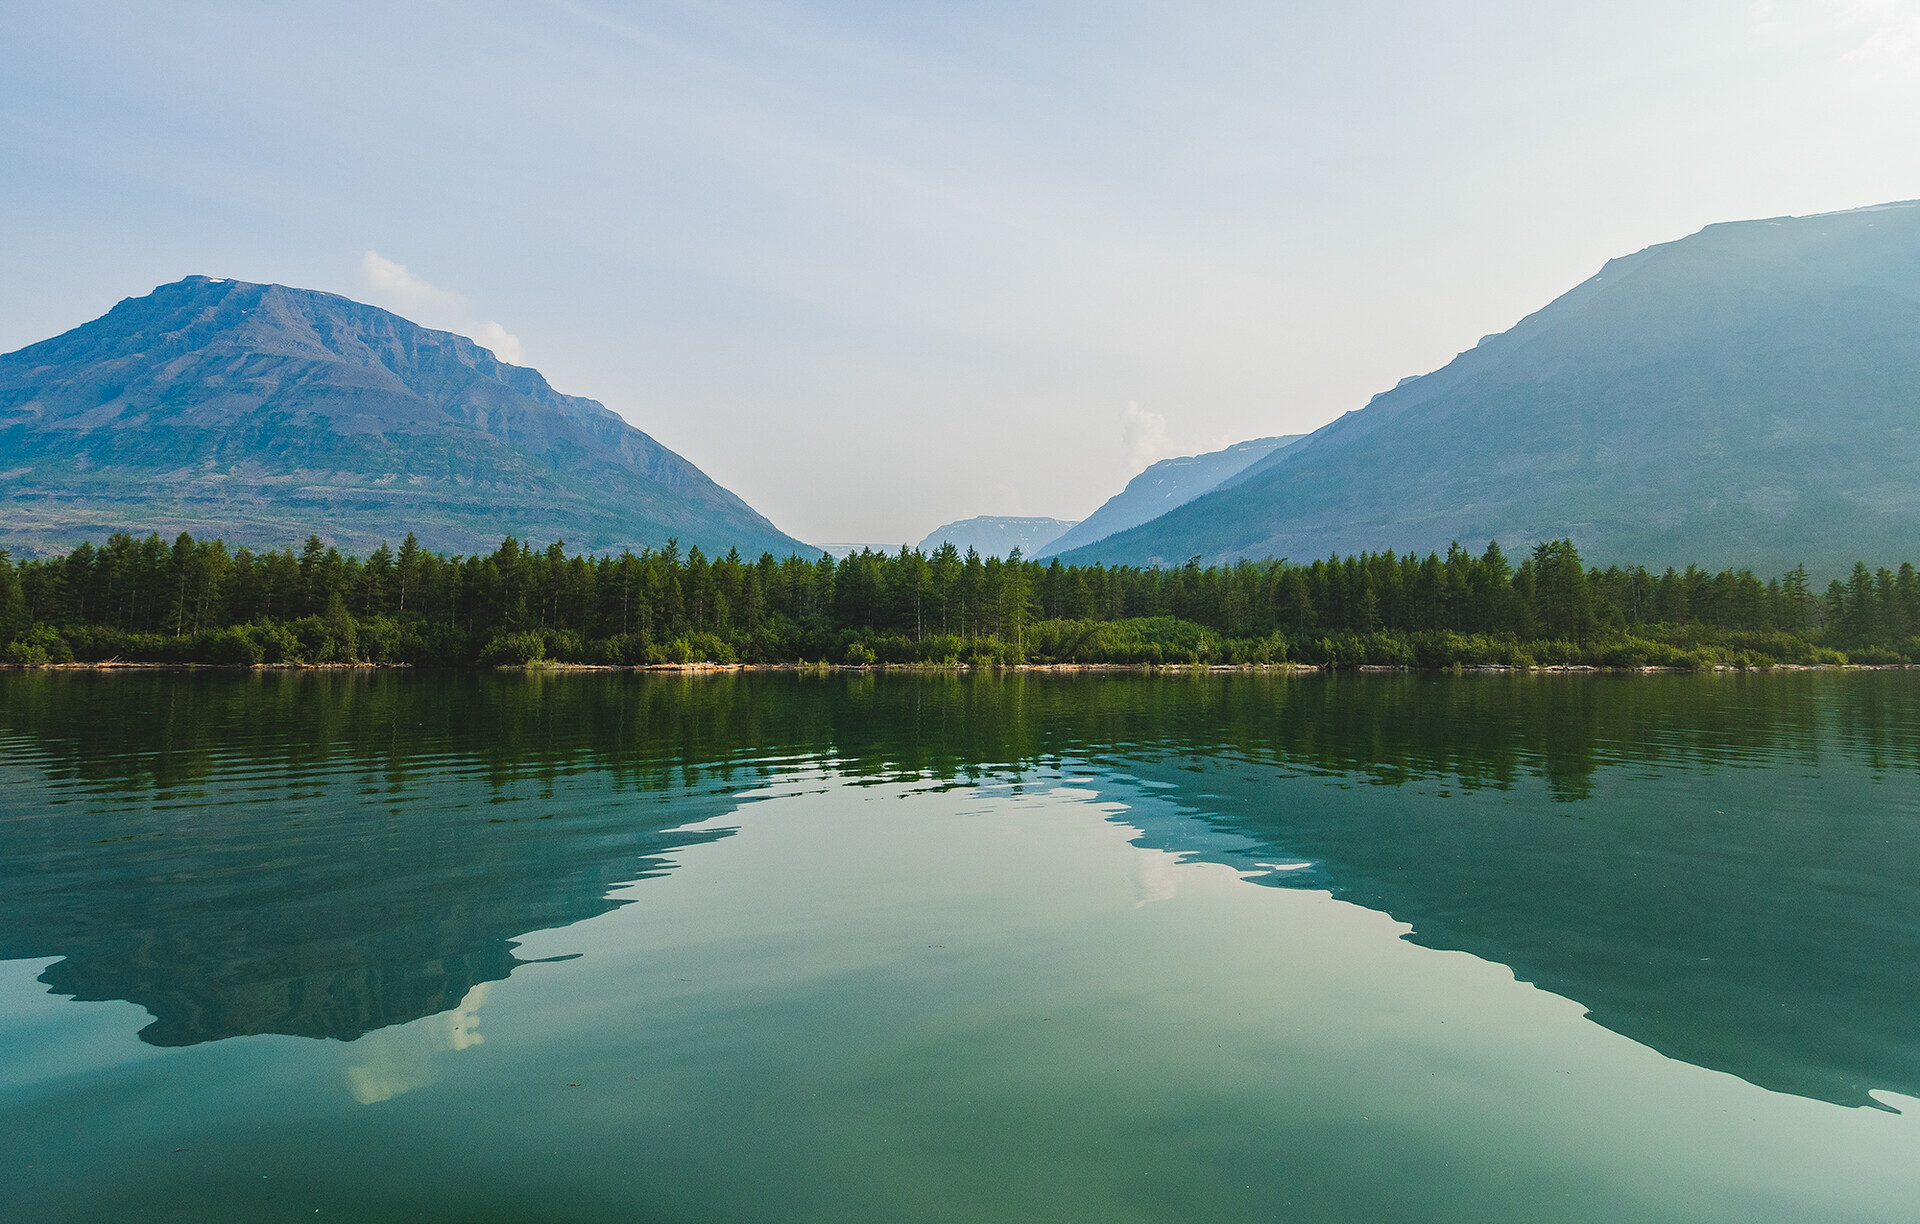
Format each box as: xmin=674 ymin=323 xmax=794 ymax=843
xmin=1056 ymin=202 xmax=1920 ymax=575
xmin=0 ymin=276 xmax=806 ymax=558
xmin=1036 ymin=435 xmax=1303 ymax=558
xmin=916 ymin=515 xmax=1077 ymax=558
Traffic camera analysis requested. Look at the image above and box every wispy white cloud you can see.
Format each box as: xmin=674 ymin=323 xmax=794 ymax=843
xmin=1121 ymin=401 xmax=1178 ymax=473
xmin=471 ymin=321 xmax=525 ymax=365
xmin=17 ymin=3 xmax=1920 ymax=544
xmin=356 ymin=251 xmax=526 ymax=365
xmin=343 ymin=982 xmax=491 ymax=1105
xmin=1842 ymin=0 xmax=1920 ymax=67
xmin=1133 ymin=846 xmax=1179 ymax=908
xmin=358 ymin=249 xmax=462 ymax=314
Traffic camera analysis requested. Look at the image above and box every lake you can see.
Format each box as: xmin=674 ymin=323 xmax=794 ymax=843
xmin=3 ymin=669 xmax=1918 ymax=1222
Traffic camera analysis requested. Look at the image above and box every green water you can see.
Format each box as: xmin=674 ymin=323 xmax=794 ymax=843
xmin=2 ymin=670 xmax=1918 ymax=1222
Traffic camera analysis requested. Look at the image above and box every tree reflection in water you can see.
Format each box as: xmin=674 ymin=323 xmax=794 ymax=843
xmin=2 ymin=669 xmax=1917 ymax=1108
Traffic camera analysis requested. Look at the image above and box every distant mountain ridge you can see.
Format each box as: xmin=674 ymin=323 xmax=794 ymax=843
xmin=1037 ymin=434 xmax=1302 ymax=558
xmin=1056 ymin=202 xmax=1920 ymax=575
xmin=916 ymin=516 xmax=1076 ymax=557
xmin=0 ymin=276 xmax=806 ymax=557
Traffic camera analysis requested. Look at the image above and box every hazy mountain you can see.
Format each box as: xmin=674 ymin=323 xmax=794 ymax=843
xmin=0 ymin=276 xmax=806 ymax=558
xmin=916 ymin=515 xmax=1077 ymax=558
xmin=1037 ymin=435 xmax=1303 ymax=558
xmin=814 ymin=541 xmax=904 ymax=559
xmin=1056 ymin=202 xmax=1920 ymax=575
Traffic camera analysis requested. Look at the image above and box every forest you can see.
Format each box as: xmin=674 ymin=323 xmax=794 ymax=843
xmin=2 ymin=531 xmax=1917 ymax=669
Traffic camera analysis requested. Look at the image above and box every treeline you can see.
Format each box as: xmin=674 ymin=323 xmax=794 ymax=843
xmin=1 ymin=531 xmax=1916 ymax=668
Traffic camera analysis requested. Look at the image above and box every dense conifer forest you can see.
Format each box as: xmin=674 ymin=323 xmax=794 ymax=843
xmin=3 ymin=531 xmax=1916 ymax=669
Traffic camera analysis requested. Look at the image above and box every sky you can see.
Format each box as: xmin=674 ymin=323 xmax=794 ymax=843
xmin=4 ymin=1 xmax=1920 ymax=547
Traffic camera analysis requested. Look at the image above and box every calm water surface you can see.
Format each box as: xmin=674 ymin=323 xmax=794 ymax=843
xmin=2 ymin=670 xmax=1918 ymax=1222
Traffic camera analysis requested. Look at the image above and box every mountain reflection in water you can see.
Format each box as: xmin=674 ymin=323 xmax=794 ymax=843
xmin=1 ymin=669 xmax=1916 ymax=1110
xmin=0 ymin=671 xmax=745 ymax=1046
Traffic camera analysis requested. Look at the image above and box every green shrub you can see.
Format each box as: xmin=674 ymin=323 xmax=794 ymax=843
xmin=480 ymin=631 xmax=546 ymax=666
xmin=1847 ymin=646 xmax=1907 ymax=665
xmin=654 ymin=638 xmax=690 ymax=664
xmin=355 ymin=617 xmax=403 ymax=663
xmin=203 ymin=628 xmax=264 ymax=666
xmin=1020 ymin=616 xmax=1222 ymax=665
xmin=1227 ymin=633 xmax=1287 ymax=665
xmin=682 ymin=632 xmax=738 ymax=663
xmin=1409 ymin=631 xmax=1469 ymax=668
xmin=249 ymin=621 xmax=302 ymax=664
xmin=4 ymin=641 xmax=49 ymax=665
xmin=5 ymin=625 xmax=73 ymax=665
xmin=903 ymin=634 xmax=963 ymax=664
xmin=1530 ymin=638 xmax=1581 ymax=666
xmin=1312 ymin=634 xmax=1367 ymax=668
xmin=291 ymin=614 xmax=359 ymax=663
xmin=592 ymin=632 xmax=652 ymax=665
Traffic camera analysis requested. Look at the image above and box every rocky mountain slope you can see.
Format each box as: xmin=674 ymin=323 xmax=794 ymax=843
xmin=0 ymin=277 xmax=806 ymax=557
xmin=1056 ymin=202 xmax=1920 ymax=575
xmin=1037 ymin=435 xmax=1302 ymax=558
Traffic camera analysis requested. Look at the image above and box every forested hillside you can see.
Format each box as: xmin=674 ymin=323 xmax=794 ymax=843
xmin=5 ymin=532 xmax=1917 ymax=669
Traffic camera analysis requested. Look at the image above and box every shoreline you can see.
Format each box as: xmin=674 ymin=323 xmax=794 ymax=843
xmin=3 ymin=661 xmax=1915 ymax=675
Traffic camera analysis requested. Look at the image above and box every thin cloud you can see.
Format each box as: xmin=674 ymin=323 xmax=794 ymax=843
xmin=1121 ymin=401 xmax=1178 ymax=473
xmin=356 ymin=251 xmax=526 ymax=365
xmin=1752 ymin=1 xmax=1920 ymax=72
xmin=1843 ymin=0 xmax=1920 ymax=68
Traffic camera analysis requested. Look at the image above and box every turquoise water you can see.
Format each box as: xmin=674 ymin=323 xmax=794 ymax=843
xmin=2 ymin=670 xmax=1918 ymax=1221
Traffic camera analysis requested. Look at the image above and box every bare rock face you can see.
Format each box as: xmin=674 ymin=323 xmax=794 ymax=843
xmin=0 ymin=276 xmax=806 ymax=558
xmin=1059 ymin=201 xmax=1920 ymax=576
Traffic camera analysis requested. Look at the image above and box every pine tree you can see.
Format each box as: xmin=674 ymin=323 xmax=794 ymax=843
xmin=396 ymin=533 xmax=422 ymax=613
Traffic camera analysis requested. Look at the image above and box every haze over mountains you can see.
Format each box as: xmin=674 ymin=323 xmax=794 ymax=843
xmin=915 ymin=516 xmax=1077 ymax=558
xmin=1037 ymin=435 xmax=1302 ymax=559
xmin=1057 ymin=202 xmax=1920 ymax=576
xmin=0 ymin=277 xmax=805 ymax=558
xmin=7 ymin=202 xmax=1919 ymax=575
xmin=915 ymin=437 xmax=1302 ymax=563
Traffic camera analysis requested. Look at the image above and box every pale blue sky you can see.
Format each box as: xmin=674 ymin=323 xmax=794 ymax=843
xmin=5 ymin=1 xmax=1919 ymax=545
